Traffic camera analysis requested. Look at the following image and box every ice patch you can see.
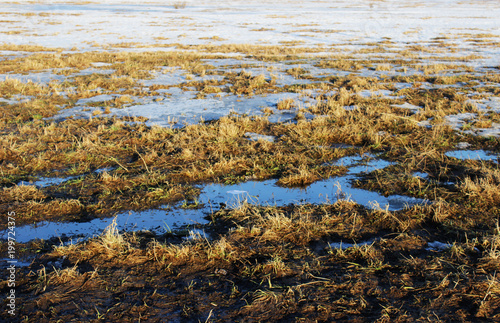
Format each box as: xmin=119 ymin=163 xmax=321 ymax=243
xmin=456 ymin=142 xmax=471 ymax=149
xmin=426 ymin=241 xmax=452 ymax=251
xmin=95 ymin=167 xmax=116 ymax=174
xmin=445 ymin=150 xmax=498 ymax=161
xmin=412 ymin=172 xmax=429 ymax=179
xmin=328 ymin=240 xmax=375 ymax=250
xmin=444 ymin=113 xmax=477 ymax=130
xmin=18 ymin=176 xmax=78 ymax=188
xmin=473 ymin=124 xmax=500 ymax=138
xmin=183 ymin=229 xmax=209 ymax=241
xmin=0 ymin=258 xmax=32 ymax=269
xmin=0 ymin=71 xmax=66 ymax=84
xmin=91 ymin=62 xmax=113 ymax=67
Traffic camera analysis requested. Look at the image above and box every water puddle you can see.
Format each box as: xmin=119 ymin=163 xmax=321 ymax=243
xmin=18 ymin=176 xmax=78 ymax=188
xmin=412 ymin=172 xmax=429 ymax=179
xmin=426 ymin=241 xmax=452 ymax=251
xmin=9 ymin=207 xmax=207 ymax=244
xmin=445 ymin=150 xmax=498 ymax=161
xmin=0 ymin=258 xmax=32 ymax=269
xmin=17 ymin=167 xmax=116 ymax=188
xmin=6 ymin=155 xmax=429 ymax=243
xmin=327 ymin=239 xmax=375 ymax=250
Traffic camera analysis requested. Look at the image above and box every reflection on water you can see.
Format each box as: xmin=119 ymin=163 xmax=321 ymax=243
xmin=6 ymin=155 xmax=429 ymax=243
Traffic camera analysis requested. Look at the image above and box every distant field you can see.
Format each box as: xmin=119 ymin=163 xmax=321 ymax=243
xmin=1 ymin=1 xmax=500 ymax=322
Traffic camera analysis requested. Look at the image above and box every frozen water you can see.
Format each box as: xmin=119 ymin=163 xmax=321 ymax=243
xmin=18 ymin=176 xmax=77 ymax=188
xmin=445 ymin=150 xmax=498 ymax=161
xmin=17 ymin=167 xmax=116 ymax=188
xmin=54 ymin=90 xmax=307 ymax=127
xmin=3 ymin=0 xmax=498 ymax=129
xmin=474 ymin=126 xmax=500 ymax=138
xmin=0 ymin=258 xmax=32 ymax=269
xmin=95 ymin=167 xmax=116 ymax=174
xmin=412 ymin=172 xmax=429 ymax=179
xmin=444 ymin=113 xmax=477 ymax=130
xmin=426 ymin=241 xmax=452 ymax=251
xmin=358 ymin=89 xmax=394 ymax=98
xmin=0 ymin=71 xmax=67 ymax=84
xmin=468 ymin=97 xmax=500 ymax=114
xmin=1 ymin=0 xmax=496 ymax=243
xmin=0 ymin=0 xmax=498 ymax=67
xmin=456 ymin=142 xmax=471 ymax=149
xmin=328 ymin=240 xmax=375 ymax=250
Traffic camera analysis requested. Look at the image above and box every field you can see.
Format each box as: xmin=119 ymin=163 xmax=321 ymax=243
xmin=1 ymin=0 xmax=500 ymax=321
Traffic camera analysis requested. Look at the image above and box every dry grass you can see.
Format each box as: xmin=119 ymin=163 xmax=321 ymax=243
xmin=460 ymin=166 xmax=500 ymax=206
xmin=1 ymin=38 xmax=500 ymax=322
xmin=173 ymin=1 xmax=187 ymax=9
xmin=276 ymin=97 xmax=295 ymax=110
xmin=18 ymin=198 xmax=499 ymax=321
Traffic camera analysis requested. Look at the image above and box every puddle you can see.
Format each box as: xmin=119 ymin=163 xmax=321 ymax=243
xmin=328 ymin=240 xmax=375 ymax=250
xmin=426 ymin=241 xmax=452 ymax=251
xmin=7 ymin=207 xmax=208 ymax=244
xmin=95 ymin=167 xmax=116 ymax=174
xmin=445 ymin=150 xmax=498 ymax=161
xmin=18 ymin=176 xmax=78 ymax=188
xmin=6 ymin=155 xmax=429 ymax=243
xmin=412 ymin=172 xmax=429 ymax=179
xmin=183 ymin=229 xmax=209 ymax=241
xmin=0 ymin=258 xmax=32 ymax=269
xmin=17 ymin=167 xmax=116 ymax=188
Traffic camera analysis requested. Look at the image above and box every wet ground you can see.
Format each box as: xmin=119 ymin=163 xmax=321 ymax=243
xmin=1 ymin=0 xmax=500 ymax=322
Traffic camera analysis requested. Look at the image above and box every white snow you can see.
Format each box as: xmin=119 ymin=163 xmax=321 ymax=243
xmin=0 ymin=0 xmax=498 ymax=65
